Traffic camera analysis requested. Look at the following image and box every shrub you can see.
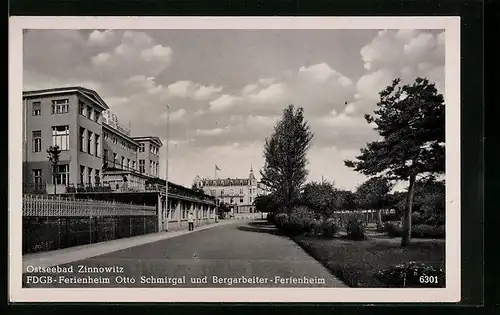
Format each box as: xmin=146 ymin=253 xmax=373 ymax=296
xmin=310 ymin=218 xmax=322 ymax=236
xmin=346 ymin=218 xmax=366 ymax=240
xmin=321 ymin=218 xmax=339 ymax=238
xmin=411 ymin=212 xmax=426 ymax=225
xmin=376 ymin=262 xmax=445 ymax=287
xmin=385 ymin=222 xmax=403 ymax=238
xmin=266 ymin=212 xmax=276 ymax=223
xmin=274 ymin=213 xmax=288 ymax=229
xmin=412 ymin=224 xmax=445 ymax=239
xmin=381 ymin=213 xmax=400 ymax=222
xmin=283 ymin=206 xmax=316 ymax=236
xmin=437 ymin=225 xmax=445 ymax=237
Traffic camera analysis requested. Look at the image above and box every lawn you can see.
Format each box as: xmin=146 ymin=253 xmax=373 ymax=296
xmin=294 ymin=235 xmax=445 ymax=288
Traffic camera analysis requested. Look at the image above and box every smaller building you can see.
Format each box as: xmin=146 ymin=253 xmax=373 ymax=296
xmin=133 ymin=136 xmax=163 ymax=178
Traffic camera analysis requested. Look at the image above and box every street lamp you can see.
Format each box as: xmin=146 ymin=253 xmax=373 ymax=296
xmin=165 ymin=104 xmax=170 ymax=231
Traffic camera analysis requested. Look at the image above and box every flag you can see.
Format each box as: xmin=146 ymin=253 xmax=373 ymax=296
xmin=215 ymin=165 xmax=221 ymax=171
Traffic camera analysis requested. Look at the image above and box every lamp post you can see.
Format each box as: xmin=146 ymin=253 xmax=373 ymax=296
xmin=165 ymin=104 xmax=170 ymax=231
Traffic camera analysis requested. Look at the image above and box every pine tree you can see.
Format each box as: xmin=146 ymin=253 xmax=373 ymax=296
xmin=345 ymin=77 xmax=445 ymax=246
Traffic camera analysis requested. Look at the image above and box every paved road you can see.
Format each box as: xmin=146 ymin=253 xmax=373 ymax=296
xmin=23 ymin=220 xmax=347 ymax=288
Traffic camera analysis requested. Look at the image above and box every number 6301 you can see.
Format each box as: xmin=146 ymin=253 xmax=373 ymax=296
xmin=419 ymin=275 xmax=439 ymax=284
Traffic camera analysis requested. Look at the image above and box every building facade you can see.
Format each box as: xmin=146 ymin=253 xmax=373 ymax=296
xmin=23 ymin=87 xmax=109 ymax=191
xmin=193 ymin=167 xmax=270 ymax=213
xmin=22 ymin=86 xmax=163 ymax=193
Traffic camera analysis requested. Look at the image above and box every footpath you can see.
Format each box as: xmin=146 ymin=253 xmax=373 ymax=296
xmin=23 ymin=219 xmax=241 ymax=271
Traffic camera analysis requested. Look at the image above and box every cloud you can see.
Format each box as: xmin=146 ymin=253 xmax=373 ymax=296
xmin=89 ymin=31 xmax=173 ymax=78
xmin=209 ymin=94 xmax=242 ymax=112
xmin=158 ymin=108 xmax=186 ymax=124
xmin=356 ymin=68 xmax=395 ymax=100
xmin=166 ymin=80 xmax=196 ymax=98
xmin=193 ymin=85 xmax=223 ymax=101
xmin=88 ymin=30 xmax=116 ymax=45
xmin=247 ymin=83 xmax=288 ymax=105
xmin=195 ymin=127 xmax=230 ymax=136
xmin=23 ymin=29 xmax=446 ymax=191
xmin=165 ymin=80 xmax=223 ymax=101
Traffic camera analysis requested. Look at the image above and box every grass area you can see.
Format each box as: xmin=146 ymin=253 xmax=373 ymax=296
xmin=294 ymin=235 xmax=445 ymax=288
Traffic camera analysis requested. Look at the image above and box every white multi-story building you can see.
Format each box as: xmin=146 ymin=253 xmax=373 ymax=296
xmin=193 ymin=167 xmax=270 ymax=214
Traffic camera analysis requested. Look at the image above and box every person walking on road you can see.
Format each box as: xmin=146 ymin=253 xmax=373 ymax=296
xmin=188 ymin=212 xmax=195 ymax=231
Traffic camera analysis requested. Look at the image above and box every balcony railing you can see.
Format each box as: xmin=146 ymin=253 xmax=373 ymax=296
xmin=103 ymin=159 xmax=159 ymax=178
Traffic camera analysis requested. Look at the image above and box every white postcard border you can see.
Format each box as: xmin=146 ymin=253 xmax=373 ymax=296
xmin=9 ymin=16 xmax=461 ymax=303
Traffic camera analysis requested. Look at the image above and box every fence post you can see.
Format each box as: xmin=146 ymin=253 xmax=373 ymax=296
xmin=143 ymin=203 xmax=146 ymax=235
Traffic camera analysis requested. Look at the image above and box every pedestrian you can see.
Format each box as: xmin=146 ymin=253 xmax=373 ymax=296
xmin=188 ymin=212 xmax=194 ymax=231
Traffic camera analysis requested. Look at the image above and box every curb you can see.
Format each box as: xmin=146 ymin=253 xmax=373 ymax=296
xmin=22 ymin=220 xmax=242 ymax=270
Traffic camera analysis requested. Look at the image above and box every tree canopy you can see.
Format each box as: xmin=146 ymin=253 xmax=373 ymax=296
xmin=260 ymin=105 xmax=314 ymax=212
xmin=345 ymin=77 xmax=445 ymax=246
xmin=355 ymin=176 xmax=393 ymax=210
xmin=300 ymin=181 xmax=337 ymax=216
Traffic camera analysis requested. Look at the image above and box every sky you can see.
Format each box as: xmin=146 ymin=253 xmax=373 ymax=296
xmin=23 ymin=28 xmax=445 ymax=190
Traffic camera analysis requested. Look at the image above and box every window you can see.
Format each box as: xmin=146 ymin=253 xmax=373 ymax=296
xmin=80 ymin=165 xmax=86 ymax=184
xmin=139 ymin=143 xmax=145 ymax=152
xmin=94 ymin=111 xmax=100 ymax=123
xmin=51 ymin=125 xmax=69 ymax=151
xmin=249 ymin=197 xmax=252 ymax=203
xmin=221 ymin=189 xmax=224 ymax=196
xmin=132 ymin=161 xmax=136 ymax=170
xmin=155 ymin=163 xmax=159 ymax=176
xmin=127 ymin=158 xmax=131 ymax=170
xmin=53 ymin=164 xmax=69 ymax=185
xmin=103 ymin=149 xmax=108 ymax=161
xmin=32 ymin=101 xmax=41 ymax=116
xmin=33 ymin=169 xmax=42 ymax=185
xmin=32 ymin=130 xmax=42 ymax=152
xmin=121 ymin=156 xmax=125 ymax=168
xmin=88 ymin=167 xmax=93 ymax=184
xmin=87 ymin=130 xmax=93 ymax=155
xmin=95 ymin=170 xmax=100 ymax=184
xmin=79 ymin=101 xmax=85 ymax=115
xmin=139 ymin=160 xmax=145 ymax=173
xmin=51 ymin=99 xmax=69 ymax=114
xmin=239 ymin=188 xmax=243 ymax=194
xmin=95 ymin=134 xmax=100 ymax=157
xmin=86 ymin=105 xmax=93 ymax=120
xmin=113 ymin=153 xmax=118 ymax=165
xmin=79 ymin=127 xmax=86 ymax=152
xmin=240 ymin=197 xmax=244 ymax=203
xmin=104 ymin=132 xmax=108 ymax=140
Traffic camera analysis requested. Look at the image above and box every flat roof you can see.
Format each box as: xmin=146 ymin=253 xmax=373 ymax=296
xmin=23 ymin=86 xmax=109 ymax=111
xmin=103 ymin=123 xmax=140 ymax=146
xmin=132 ymin=136 xmax=163 ymax=147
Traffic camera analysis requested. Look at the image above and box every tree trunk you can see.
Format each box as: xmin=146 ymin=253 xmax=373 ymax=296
xmin=401 ymin=173 xmax=417 ymax=246
xmin=377 ymin=209 xmax=383 ymax=229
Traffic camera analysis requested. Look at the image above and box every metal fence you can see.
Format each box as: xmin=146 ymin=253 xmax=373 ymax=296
xmin=22 ymin=194 xmax=158 ymax=254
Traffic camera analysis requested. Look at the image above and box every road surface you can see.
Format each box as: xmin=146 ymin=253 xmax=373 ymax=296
xmin=23 ymin=220 xmax=347 ymax=288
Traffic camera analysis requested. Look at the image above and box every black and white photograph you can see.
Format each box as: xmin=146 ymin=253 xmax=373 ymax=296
xmin=9 ymin=17 xmax=461 ymax=303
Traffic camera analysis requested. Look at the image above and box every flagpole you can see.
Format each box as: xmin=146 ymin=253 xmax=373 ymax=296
xmin=165 ymin=104 xmax=170 ymax=232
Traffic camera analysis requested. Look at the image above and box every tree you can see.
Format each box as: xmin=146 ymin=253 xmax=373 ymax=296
xmin=260 ymin=105 xmax=314 ymax=213
xmin=253 ymin=194 xmax=278 ymax=214
xmin=47 ymin=145 xmax=62 ymax=195
xmin=191 ymin=183 xmax=206 ymax=195
xmin=301 ymin=181 xmax=336 ymax=217
xmin=218 ymin=201 xmax=231 ymax=219
xmin=355 ymin=177 xmax=393 ymax=229
xmin=345 ymin=77 xmax=445 ymax=246
xmin=334 ymin=189 xmax=356 ymax=211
